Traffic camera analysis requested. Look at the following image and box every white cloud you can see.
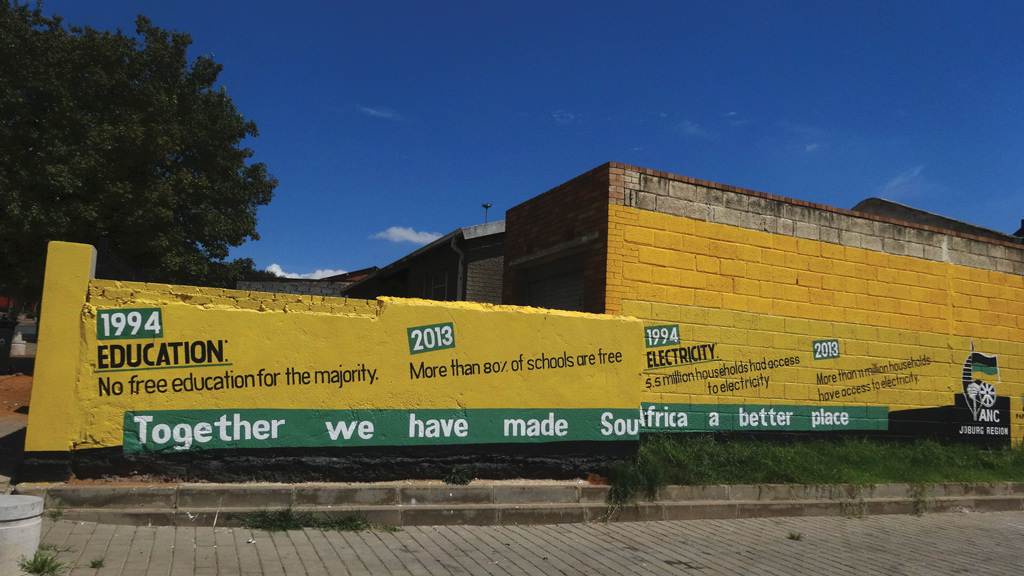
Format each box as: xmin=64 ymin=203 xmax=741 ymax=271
xmin=265 ymin=264 xmax=348 ymax=279
xmin=721 ymin=111 xmax=751 ymax=126
xmin=371 ymin=226 xmax=442 ymax=245
xmin=358 ymin=106 xmax=402 ymax=121
xmin=774 ymin=121 xmax=828 ymax=154
xmin=552 ymin=110 xmax=576 ymax=123
xmin=881 ymin=165 xmax=925 ymax=199
xmin=680 ymin=119 xmax=703 ymax=135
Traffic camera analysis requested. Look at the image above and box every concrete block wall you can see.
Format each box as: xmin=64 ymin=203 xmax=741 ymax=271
xmin=616 ymin=165 xmax=1024 ymax=278
xmin=235 ymin=280 xmax=353 ymax=298
xmin=606 ymin=165 xmax=1024 ymax=340
xmin=466 ymin=252 xmax=503 ymax=304
xmin=91 ymin=280 xmax=379 ymax=316
xmin=600 ymin=164 xmax=1023 ymax=440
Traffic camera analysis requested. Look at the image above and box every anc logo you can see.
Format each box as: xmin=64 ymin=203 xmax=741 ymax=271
xmin=962 ymin=344 xmax=999 ymax=422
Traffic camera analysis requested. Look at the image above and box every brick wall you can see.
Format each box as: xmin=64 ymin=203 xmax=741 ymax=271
xmin=621 ymin=165 xmax=1023 ymax=276
xmin=465 ymin=238 xmax=503 ymax=304
xmin=503 ymin=164 xmax=612 ymax=313
xmin=602 ymin=164 xmax=1023 ymax=440
xmin=606 ymin=165 xmax=1024 ymax=337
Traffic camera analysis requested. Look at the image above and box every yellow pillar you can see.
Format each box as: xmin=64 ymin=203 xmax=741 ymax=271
xmin=24 ymin=242 xmax=96 ymax=452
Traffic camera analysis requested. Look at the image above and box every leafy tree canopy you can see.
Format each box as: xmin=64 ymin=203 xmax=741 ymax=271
xmin=0 ymin=1 xmax=277 ymax=299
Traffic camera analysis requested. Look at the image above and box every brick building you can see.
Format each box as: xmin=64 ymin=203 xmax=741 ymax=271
xmin=504 ymin=162 xmax=1023 ymax=317
xmin=503 ymin=162 xmax=1023 ymax=443
xmin=344 ymin=221 xmax=505 ymax=304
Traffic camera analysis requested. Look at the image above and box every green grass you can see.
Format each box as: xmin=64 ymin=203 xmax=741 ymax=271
xmin=605 ymin=435 xmax=1024 ymax=502
xmin=18 ymin=550 xmax=67 ymax=576
xmin=443 ymin=465 xmax=473 ymax=485
xmin=237 ymin=508 xmax=395 ymax=533
xmin=36 ymin=544 xmax=71 ymax=553
xmin=87 ymin=557 xmax=106 ymax=569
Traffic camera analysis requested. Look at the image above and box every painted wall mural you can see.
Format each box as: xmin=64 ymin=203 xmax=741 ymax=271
xmin=26 ymin=243 xmax=642 ymax=456
xmin=25 ymin=234 xmax=1024 ymax=466
xmin=628 ymin=301 xmax=1020 ymax=445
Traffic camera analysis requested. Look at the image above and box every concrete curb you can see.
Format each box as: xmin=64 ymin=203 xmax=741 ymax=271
xmin=13 ymin=481 xmax=1024 ymax=527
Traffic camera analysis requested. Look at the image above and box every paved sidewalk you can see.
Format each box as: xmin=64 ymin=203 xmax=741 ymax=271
xmin=38 ymin=510 xmax=1024 ymax=575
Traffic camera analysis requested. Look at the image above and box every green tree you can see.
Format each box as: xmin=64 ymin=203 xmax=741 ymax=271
xmin=0 ymin=2 xmax=277 ymax=299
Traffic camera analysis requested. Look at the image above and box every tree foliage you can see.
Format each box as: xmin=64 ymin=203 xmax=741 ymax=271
xmin=0 ymin=2 xmax=277 ymax=298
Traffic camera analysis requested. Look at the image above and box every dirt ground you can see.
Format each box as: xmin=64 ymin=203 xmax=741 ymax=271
xmin=0 ymin=374 xmax=31 ymax=418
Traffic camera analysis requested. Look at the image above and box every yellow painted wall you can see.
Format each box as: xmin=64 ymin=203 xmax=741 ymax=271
xmin=26 ymin=243 xmax=644 ymax=453
xmin=609 ymin=205 xmax=1024 ymax=337
xmin=609 ymin=204 xmax=1023 ymax=441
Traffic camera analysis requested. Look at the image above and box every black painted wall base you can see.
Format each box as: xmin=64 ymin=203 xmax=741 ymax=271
xmin=21 ymin=441 xmax=639 ymax=483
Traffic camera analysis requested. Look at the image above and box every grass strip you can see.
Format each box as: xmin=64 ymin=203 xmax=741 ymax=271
xmin=606 ymin=435 xmax=1024 ymax=502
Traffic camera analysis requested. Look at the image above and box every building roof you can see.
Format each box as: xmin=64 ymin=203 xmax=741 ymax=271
xmin=341 ymin=220 xmax=505 ymax=294
xmin=851 ymin=198 xmax=1022 ymax=244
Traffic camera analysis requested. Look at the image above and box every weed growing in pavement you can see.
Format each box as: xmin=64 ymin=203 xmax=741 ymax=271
xmin=47 ymin=506 xmax=64 ymax=521
xmin=238 ymin=508 xmax=311 ymax=531
xmin=328 ymin=514 xmax=372 ymax=532
xmin=36 ymin=544 xmax=71 ymax=553
xmin=838 ymin=485 xmax=868 ymax=519
xmin=907 ymin=484 xmax=933 ymax=516
xmin=443 ymin=465 xmax=473 ymax=485
xmin=237 ymin=508 xmax=396 ymax=533
xmin=87 ymin=557 xmax=106 ymax=569
xmin=18 ymin=550 xmax=67 ymax=576
xmin=787 ymin=532 xmax=803 ymax=541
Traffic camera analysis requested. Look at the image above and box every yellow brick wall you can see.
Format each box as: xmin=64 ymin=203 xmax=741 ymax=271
xmin=609 ymin=204 xmax=1024 ymax=340
xmin=88 ymin=279 xmax=381 ymax=317
xmin=611 ymin=205 xmax=1024 ymax=442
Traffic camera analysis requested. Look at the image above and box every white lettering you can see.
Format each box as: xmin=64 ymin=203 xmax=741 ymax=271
xmin=194 ymin=422 xmax=212 ymax=443
xmin=599 ymin=412 xmax=638 ymax=437
xmin=171 ymin=423 xmax=192 ymax=450
xmin=133 ymin=415 xmax=153 ymax=444
xmin=131 ymin=414 xmax=286 ymax=451
xmin=408 ymin=413 xmax=468 ymax=438
xmin=811 ymin=409 xmax=849 ymax=428
xmin=503 ymin=413 xmax=568 ymax=437
xmin=327 ymin=420 xmax=359 ymax=440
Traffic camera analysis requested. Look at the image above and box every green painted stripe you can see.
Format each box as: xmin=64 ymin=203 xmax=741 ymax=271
xmin=122 ymin=402 xmax=896 ymax=453
xmin=638 ymin=403 xmax=889 ymax=433
xmin=122 ymin=408 xmax=641 ymax=453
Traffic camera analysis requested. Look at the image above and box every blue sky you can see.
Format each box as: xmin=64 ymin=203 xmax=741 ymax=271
xmin=39 ymin=1 xmax=1024 ymax=278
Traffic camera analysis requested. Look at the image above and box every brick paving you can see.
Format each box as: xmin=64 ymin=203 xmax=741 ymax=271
xmin=36 ymin=510 xmax=1024 ymax=575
